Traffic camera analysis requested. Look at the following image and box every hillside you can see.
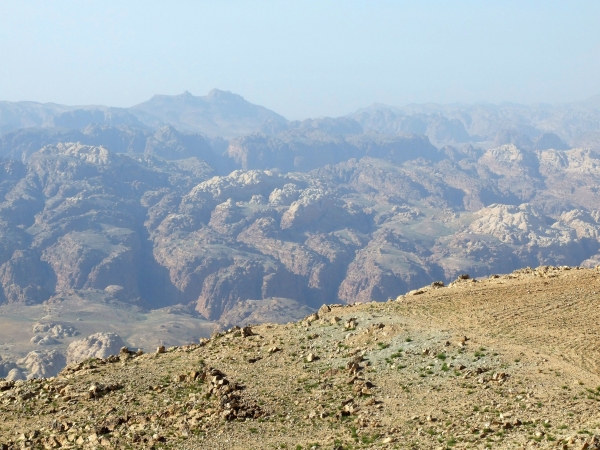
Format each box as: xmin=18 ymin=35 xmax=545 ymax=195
xmin=1 ymin=266 xmax=600 ymax=449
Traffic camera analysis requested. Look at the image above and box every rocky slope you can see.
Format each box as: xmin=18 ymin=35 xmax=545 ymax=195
xmin=2 ymin=267 xmax=600 ymax=449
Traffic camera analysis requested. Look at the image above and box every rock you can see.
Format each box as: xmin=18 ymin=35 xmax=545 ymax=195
xmin=240 ymin=326 xmax=254 ymax=337
xmin=5 ymin=368 xmax=26 ymax=381
xmin=30 ymin=335 xmax=60 ymax=346
xmin=318 ymin=304 xmax=331 ymax=315
xmin=17 ymin=350 xmax=66 ymax=378
xmin=32 ymin=322 xmax=78 ymax=338
xmin=157 ymin=345 xmax=166 ymax=354
xmin=306 ymin=353 xmax=318 ymax=362
xmin=304 ymin=313 xmax=319 ymax=325
xmin=330 ymin=316 xmax=341 ymax=325
xmin=268 ymin=346 xmax=281 ymax=354
xmin=0 ymin=356 xmax=17 ymax=378
xmin=344 ymin=318 xmax=357 ymax=330
xmin=66 ymin=332 xmax=127 ymax=363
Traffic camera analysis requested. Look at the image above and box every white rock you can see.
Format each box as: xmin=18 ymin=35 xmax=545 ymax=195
xmin=67 ymin=332 xmax=126 ymax=363
xmin=5 ymin=368 xmax=26 ymax=381
xmin=17 ymin=350 xmax=66 ymax=378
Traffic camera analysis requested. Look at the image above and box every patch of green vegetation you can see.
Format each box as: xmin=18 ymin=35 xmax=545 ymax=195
xmin=360 ymin=433 xmax=379 ymax=444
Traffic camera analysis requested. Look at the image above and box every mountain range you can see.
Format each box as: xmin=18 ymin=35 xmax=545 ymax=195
xmin=0 ymin=89 xmax=599 ymax=380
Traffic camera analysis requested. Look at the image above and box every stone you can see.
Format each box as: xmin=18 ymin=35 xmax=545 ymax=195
xmin=344 ymin=318 xmax=357 ymax=330
xmin=157 ymin=346 xmax=166 ymax=354
xmin=318 ymin=304 xmax=331 ymax=315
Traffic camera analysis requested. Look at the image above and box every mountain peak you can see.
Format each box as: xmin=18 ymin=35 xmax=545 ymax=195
xmin=206 ymin=89 xmax=245 ymax=103
xmin=130 ymin=89 xmax=287 ymax=138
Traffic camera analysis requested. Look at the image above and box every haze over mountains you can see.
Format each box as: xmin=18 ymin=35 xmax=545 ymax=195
xmin=1 ymin=89 xmax=600 ymax=379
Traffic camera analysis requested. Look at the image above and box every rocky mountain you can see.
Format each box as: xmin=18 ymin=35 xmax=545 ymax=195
xmin=0 ymin=89 xmax=287 ymax=139
xmin=0 ymin=139 xmax=599 ymax=318
xmin=0 ymin=92 xmax=600 ymax=379
xmin=129 ymin=89 xmax=288 ymax=138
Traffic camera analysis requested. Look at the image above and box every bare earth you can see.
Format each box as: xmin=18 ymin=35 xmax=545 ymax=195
xmin=2 ymin=266 xmax=600 ymax=449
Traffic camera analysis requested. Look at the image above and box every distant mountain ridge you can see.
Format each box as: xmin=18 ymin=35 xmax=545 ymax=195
xmin=0 ymin=89 xmax=288 ymax=139
xmin=348 ymin=95 xmax=600 ymax=146
xmin=130 ymin=89 xmax=288 ymax=138
xmin=2 ymin=91 xmax=600 ymax=147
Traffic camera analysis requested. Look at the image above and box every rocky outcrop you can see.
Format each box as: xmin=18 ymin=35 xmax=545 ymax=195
xmin=5 ymin=367 xmax=26 ymax=381
xmin=0 ymin=355 xmax=17 ymax=378
xmin=32 ymin=322 xmax=78 ymax=338
xmin=17 ymin=350 xmax=66 ymax=379
xmin=67 ymin=333 xmax=126 ymax=364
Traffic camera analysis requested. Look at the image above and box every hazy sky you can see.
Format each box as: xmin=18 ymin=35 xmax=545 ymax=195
xmin=1 ymin=1 xmax=598 ymax=119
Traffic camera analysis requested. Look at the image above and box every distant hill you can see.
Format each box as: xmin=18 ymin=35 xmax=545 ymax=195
xmin=0 ymin=90 xmax=288 ymax=139
xmin=129 ymin=89 xmax=288 ymax=138
xmin=348 ymin=99 xmax=600 ymax=146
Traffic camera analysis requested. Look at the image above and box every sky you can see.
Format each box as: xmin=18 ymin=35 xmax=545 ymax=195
xmin=0 ymin=1 xmax=599 ymax=120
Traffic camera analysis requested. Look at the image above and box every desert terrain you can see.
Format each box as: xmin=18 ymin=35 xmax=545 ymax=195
xmin=1 ymin=266 xmax=599 ymax=449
